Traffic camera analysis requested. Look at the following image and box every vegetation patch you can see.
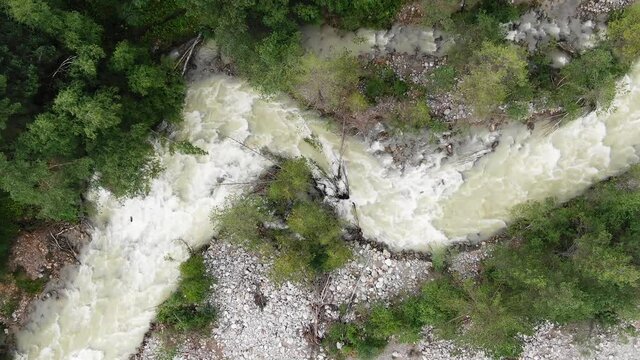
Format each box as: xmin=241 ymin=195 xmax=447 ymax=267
xmin=325 ymin=165 xmax=640 ymax=359
xmin=156 ymin=253 xmax=216 ymax=332
xmin=213 ymin=158 xmax=351 ymax=283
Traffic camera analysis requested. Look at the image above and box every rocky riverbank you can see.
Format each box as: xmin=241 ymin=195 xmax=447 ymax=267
xmin=135 ymin=233 xmax=640 ymax=360
xmin=0 ymin=223 xmax=90 ymax=354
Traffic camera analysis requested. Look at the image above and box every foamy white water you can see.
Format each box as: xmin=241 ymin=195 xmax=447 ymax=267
xmin=16 ymin=61 xmax=640 ymax=358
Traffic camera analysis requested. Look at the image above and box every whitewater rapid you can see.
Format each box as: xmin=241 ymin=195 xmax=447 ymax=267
xmin=16 ymin=62 xmax=640 ymax=358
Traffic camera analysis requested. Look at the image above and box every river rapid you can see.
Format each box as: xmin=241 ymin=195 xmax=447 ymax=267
xmin=14 ymin=54 xmax=640 ymax=359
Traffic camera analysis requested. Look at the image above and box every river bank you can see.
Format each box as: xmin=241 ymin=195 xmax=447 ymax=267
xmin=0 ymin=223 xmax=90 ymax=355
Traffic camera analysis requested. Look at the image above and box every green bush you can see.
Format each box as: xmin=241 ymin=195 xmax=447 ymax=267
xmin=214 ymin=195 xmax=274 ymax=252
xmin=459 ymin=42 xmax=530 ymax=117
xmin=608 ymin=3 xmax=640 ymax=66
xmin=214 ymin=158 xmax=351 ymax=283
xmin=391 ymin=102 xmax=447 ymax=134
xmin=427 ymin=65 xmax=457 ymax=94
xmin=553 ymin=46 xmax=623 ymax=116
xmin=0 ymin=192 xmax=20 ymax=272
xmin=156 ymin=254 xmax=216 ymax=332
xmin=363 ymin=66 xmax=409 ymax=103
xmin=267 ymin=158 xmax=313 ymax=204
xmin=292 ymin=53 xmax=362 ymax=113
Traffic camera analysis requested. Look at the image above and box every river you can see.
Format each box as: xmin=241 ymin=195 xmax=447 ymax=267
xmin=15 ymin=58 xmax=640 ymax=359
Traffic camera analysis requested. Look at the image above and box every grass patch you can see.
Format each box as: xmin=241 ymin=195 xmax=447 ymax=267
xmin=13 ymin=271 xmax=47 ymax=295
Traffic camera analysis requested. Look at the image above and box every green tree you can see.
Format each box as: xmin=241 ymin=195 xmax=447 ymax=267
xmin=459 ymin=42 xmax=529 ymax=117
xmin=555 ymin=47 xmax=621 ymax=115
xmin=608 ymin=3 xmax=640 ymax=66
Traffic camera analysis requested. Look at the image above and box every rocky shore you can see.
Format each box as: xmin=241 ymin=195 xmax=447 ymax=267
xmin=135 ymin=234 xmax=640 ymax=360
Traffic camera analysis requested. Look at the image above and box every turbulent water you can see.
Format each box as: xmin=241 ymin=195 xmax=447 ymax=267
xmin=16 ymin=60 xmax=640 ymax=358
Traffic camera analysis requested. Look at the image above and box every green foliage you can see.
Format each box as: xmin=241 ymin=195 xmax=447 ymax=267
xmin=214 ymin=159 xmax=351 ymax=282
xmin=156 ymin=254 xmax=216 ymax=332
xmin=214 ymin=196 xmax=274 ymax=252
xmin=459 ymin=42 xmax=530 ymax=117
xmin=0 ymin=294 xmax=19 ymax=319
xmin=168 ymin=141 xmax=208 ymax=156
xmin=363 ymin=66 xmax=409 ymax=103
xmin=608 ymin=3 xmax=640 ymax=66
xmin=267 ymin=159 xmax=313 ymax=203
xmin=13 ymin=271 xmax=47 ymax=295
xmin=426 ymin=65 xmax=457 ymax=95
xmin=0 ymin=1 xmax=188 ymax=221
xmin=391 ymin=102 xmax=447 ymax=134
xmin=0 ymin=192 xmax=21 ymax=272
xmin=183 ymin=0 xmax=404 ymax=93
xmin=554 ymin=47 xmax=622 ymax=116
xmin=420 ymin=0 xmax=460 ymax=30
xmin=293 ymin=53 xmax=361 ymax=112
xmin=328 ymin=166 xmax=640 ymax=358
xmin=318 ymin=0 xmax=407 ymax=30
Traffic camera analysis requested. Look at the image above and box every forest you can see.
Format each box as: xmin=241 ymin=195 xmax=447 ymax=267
xmin=2 ymin=0 xmax=640 ymax=359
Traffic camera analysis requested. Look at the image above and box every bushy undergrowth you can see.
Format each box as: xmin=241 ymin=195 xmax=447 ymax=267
xmin=213 ymin=158 xmax=351 ymax=282
xmin=156 ymin=254 xmax=216 ymax=332
xmin=0 ymin=192 xmax=20 ymax=273
xmin=326 ymin=166 xmax=640 ymax=359
xmin=362 ymin=65 xmax=410 ymax=103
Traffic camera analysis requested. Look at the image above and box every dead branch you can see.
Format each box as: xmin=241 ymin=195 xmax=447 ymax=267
xmin=344 ymin=257 xmax=371 ymax=317
xmin=176 ymin=238 xmax=194 ymax=255
xmin=182 ymin=33 xmax=202 ymax=76
xmin=223 ymin=135 xmax=280 ymax=167
xmin=50 ymin=231 xmax=80 ymax=264
xmin=310 ymin=275 xmax=333 ymax=343
xmin=52 ymin=56 xmax=77 ymax=78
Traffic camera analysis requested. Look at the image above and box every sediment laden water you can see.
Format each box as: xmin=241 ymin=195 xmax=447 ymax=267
xmin=16 ymin=63 xmax=640 ymax=359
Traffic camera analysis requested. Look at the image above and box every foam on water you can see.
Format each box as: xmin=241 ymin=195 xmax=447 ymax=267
xmin=16 ymin=61 xmax=640 ymax=358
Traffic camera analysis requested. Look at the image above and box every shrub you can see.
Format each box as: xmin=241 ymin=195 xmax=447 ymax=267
xmin=267 ymin=158 xmax=313 ymax=204
xmin=391 ymin=102 xmax=447 ymax=134
xmin=214 ymin=195 xmax=274 ymax=252
xmin=608 ymin=3 xmax=640 ymax=66
xmin=459 ymin=42 xmax=529 ymax=117
xmin=420 ymin=0 xmax=460 ymax=30
xmin=426 ymin=65 xmax=457 ymax=94
xmin=214 ymin=158 xmax=351 ymax=283
xmin=554 ymin=47 xmax=622 ymax=116
xmin=292 ymin=53 xmax=361 ymax=113
xmin=156 ymin=253 xmax=216 ymax=332
xmin=0 ymin=192 xmax=21 ymax=272
xmin=363 ymin=66 xmax=409 ymax=103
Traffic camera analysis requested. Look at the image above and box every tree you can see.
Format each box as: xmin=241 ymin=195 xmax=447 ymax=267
xmin=459 ymin=42 xmax=529 ymax=117
xmin=555 ymin=47 xmax=620 ymax=115
xmin=608 ymin=3 xmax=640 ymax=66
xmin=420 ymin=0 xmax=461 ymax=30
